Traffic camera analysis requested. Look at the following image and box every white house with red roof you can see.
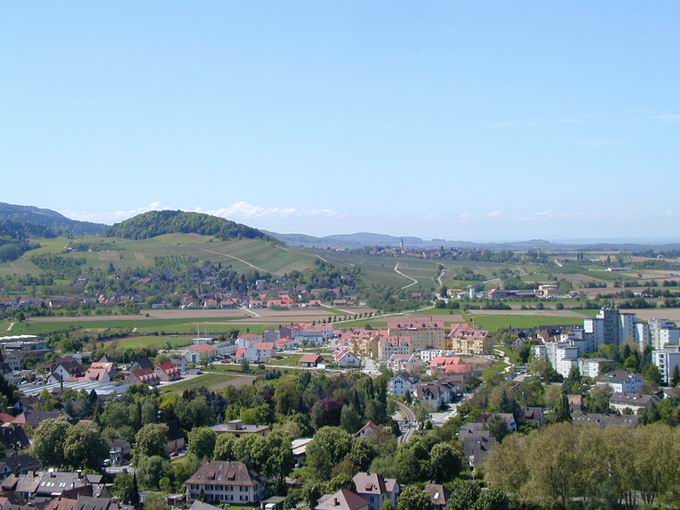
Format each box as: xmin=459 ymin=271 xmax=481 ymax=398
xmin=334 ymin=348 xmax=361 ymax=368
xmin=155 ymin=361 xmax=182 ymax=381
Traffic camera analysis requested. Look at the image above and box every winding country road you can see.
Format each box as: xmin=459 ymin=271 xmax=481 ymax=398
xmin=394 ymin=262 xmax=419 ymax=290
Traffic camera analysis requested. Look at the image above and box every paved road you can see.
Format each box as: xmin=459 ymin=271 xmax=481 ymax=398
xmin=394 ymin=262 xmax=419 ymax=290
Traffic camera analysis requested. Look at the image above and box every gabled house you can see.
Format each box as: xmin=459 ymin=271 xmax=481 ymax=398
xmin=459 ymin=422 xmax=497 ymax=468
xmin=424 ymin=483 xmax=449 ymax=510
xmin=351 ymin=472 xmax=399 ymax=510
xmin=596 ymin=370 xmax=644 ymax=394
xmin=354 ymin=421 xmax=381 ymax=439
xmin=334 ymin=349 xmax=361 ymax=368
xmin=125 ymin=368 xmax=160 ymax=386
xmin=413 ymin=382 xmax=456 ymax=410
xmin=185 ymin=461 xmax=265 ymax=504
xmin=387 ymin=373 xmax=417 ymax=397
xmin=48 ymin=357 xmax=85 ymax=384
xmin=315 ymin=489 xmax=369 ymax=510
xmin=299 ymin=353 xmax=323 ymax=368
xmin=155 ymin=362 xmax=181 ymax=382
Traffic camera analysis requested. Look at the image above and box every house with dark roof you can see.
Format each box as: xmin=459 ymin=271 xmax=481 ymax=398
xmin=13 ymin=410 xmax=64 ymax=430
xmin=572 ymin=412 xmax=638 ymax=428
xmin=0 ymin=425 xmax=30 ymax=452
xmin=424 ymin=483 xmax=448 ymax=510
xmin=609 ymin=393 xmax=657 ymax=414
xmin=459 ymin=422 xmax=497 ymax=468
xmin=351 ymin=472 xmax=399 ymax=510
xmin=315 ymin=488 xmax=369 ymax=510
xmin=185 ymin=461 xmax=265 ymax=504
xmin=0 ymin=455 xmax=40 ymax=476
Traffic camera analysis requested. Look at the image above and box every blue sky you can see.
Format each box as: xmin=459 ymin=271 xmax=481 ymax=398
xmin=2 ymin=2 xmax=679 ymax=241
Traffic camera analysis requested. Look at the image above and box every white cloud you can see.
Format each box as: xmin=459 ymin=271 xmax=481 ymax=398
xmin=486 ymin=210 xmax=503 ymax=218
xmin=63 ymin=201 xmax=344 ymax=225
xmin=200 ymin=201 xmax=343 ymax=221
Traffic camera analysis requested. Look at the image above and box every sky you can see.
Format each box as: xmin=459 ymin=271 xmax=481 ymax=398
xmin=2 ymin=1 xmax=680 ymax=241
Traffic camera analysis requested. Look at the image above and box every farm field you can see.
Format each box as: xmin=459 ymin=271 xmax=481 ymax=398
xmin=160 ymin=373 xmax=253 ymax=394
xmin=0 ymin=234 xmax=319 ymax=277
xmin=110 ymin=335 xmax=194 ymax=349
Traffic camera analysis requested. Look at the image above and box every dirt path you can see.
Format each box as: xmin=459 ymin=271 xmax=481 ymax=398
xmin=6 ymin=322 xmax=15 ymax=332
xmin=240 ymin=307 xmax=261 ymax=318
xmin=202 ymin=249 xmax=270 ymax=274
xmin=394 ymin=263 xmax=418 ymax=290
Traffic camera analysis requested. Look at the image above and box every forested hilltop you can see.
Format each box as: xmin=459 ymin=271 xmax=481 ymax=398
xmin=106 ymin=210 xmax=269 ymax=241
xmin=0 ymin=202 xmax=106 ymax=236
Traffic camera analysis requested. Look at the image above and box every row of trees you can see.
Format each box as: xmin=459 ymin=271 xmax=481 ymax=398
xmin=485 ymin=422 xmax=680 ymax=509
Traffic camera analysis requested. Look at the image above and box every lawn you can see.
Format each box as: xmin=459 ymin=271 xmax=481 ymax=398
xmin=464 ymin=314 xmax=585 ymax=331
xmin=160 ymin=373 xmax=241 ymax=394
xmin=268 ymin=354 xmax=303 ymax=367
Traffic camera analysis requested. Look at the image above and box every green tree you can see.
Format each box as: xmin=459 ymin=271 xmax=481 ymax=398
xmin=672 ymin=365 xmax=680 ymax=387
xmin=135 ymin=423 xmax=168 ymax=458
xmin=306 ymin=426 xmax=353 ymax=480
xmin=136 ymin=455 xmax=170 ymax=489
xmin=340 ymin=405 xmax=362 ymax=434
xmin=475 ymin=487 xmax=509 ymax=510
xmin=213 ymin=433 xmax=237 ymax=460
xmin=394 ymin=440 xmax=429 ymax=484
xmin=552 ymin=394 xmax=573 ymax=423
xmin=349 ymin=439 xmax=377 ymax=472
xmin=448 ymin=480 xmax=481 ymax=510
xmin=397 ymin=485 xmax=433 ymax=510
xmin=31 ymin=418 xmax=72 ymax=467
xmin=643 ymin=365 xmax=662 ymax=386
xmin=429 ymin=442 xmax=462 ymax=483
xmin=112 ymin=471 xmax=139 ymax=506
xmin=63 ymin=422 xmax=110 ymax=469
xmin=486 ymin=415 xmax=509 ymax=442
xmin=188 ymin=427 xmax=216 ymax=460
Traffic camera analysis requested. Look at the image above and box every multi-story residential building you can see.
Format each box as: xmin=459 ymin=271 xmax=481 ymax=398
xmin=185 ymin=461 xmax=265 ymax=504
xmin=636 ymin=322 xmax=651 ymax=350
xmin=387 ymin=353 xmax=425 ymax=373
xmin=584 ymin=307 xmax=622 ymax=348
xmin=533 ymin=342 xmax=579 ymax=378
xmin=596 ymin=370 xmax=643 ymax=394
xmin=448 ymin=324 xmax=493 ymax=355
xmin=352 ymin=472 xmax=399 ymax=510
xmin=648 ymin=319 xmax=680 ymax=351
xmin=578 ymin=358 xmax=614 ymax=378
xmin=619 ymin=313 xmax=637 ymax=344
xmin=652 ymin=344 xmax=680 ymax=385
xmin=387 ymin=317 xmax=446 ymax=351
xmin=0 ymin=337 xmax=52 ymax=371
xmin=377 ymin=336 xmax=412 ymax=360
xmin=609 ymin=393 xmax=657 ymax=414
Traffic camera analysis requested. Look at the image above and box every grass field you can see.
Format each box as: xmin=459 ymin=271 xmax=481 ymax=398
xmin=160 ymin=373 xmax=247 ymax=394
xmin=0 ymin=317 xmax=276 ymax=337
xmin=112 ymin=335 xmax=194 ymax=349
xmin=464 ymin=313 xmax=586 ymax=331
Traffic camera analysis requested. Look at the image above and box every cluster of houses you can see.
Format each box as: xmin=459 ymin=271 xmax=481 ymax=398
xmin=338 ymin=317 xmax=493 ymax=362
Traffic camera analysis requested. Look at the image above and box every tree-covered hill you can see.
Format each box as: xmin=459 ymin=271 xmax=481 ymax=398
xmin=106 ymin=210 xmax=269 ymax=241
xmin=0 ymin=202 xmax=106 ymax=236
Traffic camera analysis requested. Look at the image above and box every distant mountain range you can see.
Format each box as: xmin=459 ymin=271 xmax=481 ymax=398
xmin=2 ymin=202 xmax=680 ymax=252
xmin=0 ymin=202 xmax=106 ymax=236
xmin=266 ymin=231 xmax=680 ymax=252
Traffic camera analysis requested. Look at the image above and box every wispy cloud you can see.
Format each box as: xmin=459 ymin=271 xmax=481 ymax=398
xmin=64 ymin=201 xmax=344 ymax=225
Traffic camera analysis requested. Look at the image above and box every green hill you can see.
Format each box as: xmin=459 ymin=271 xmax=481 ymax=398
xmin=106 ymin=210 xmax=268 ymax=241
xmin=0 ymin=202 xmax=106 ymax=236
